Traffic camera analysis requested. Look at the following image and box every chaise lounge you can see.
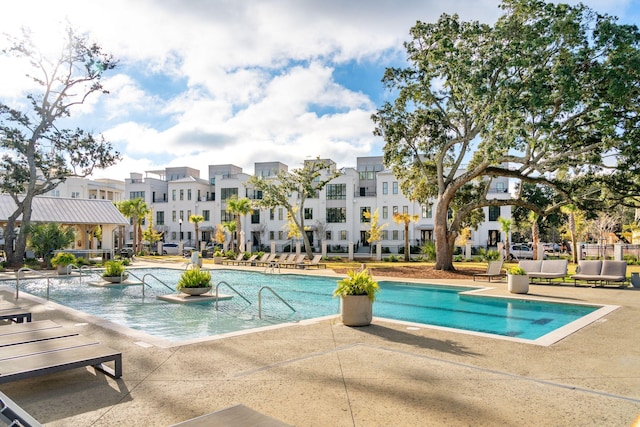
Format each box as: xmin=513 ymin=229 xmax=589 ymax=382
xmin=0 ymin=320 xmax=122 ymax=384
xmin=0 ymin=300 xmax=32 ymax=323
xmin=472 ymin=260 xmax=505 ymax=282
xmin=571 ymin=260 xmax=628 ymax=287
xmin=518 ymin=259 xmax=568 ymax=284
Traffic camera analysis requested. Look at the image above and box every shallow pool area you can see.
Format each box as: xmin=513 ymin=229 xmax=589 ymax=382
xmin=9 ymin=267 xmax=612 ymax=346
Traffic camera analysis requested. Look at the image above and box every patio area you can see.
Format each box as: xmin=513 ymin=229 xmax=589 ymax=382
xmin=1 ymin=260 xmax=639 ymax=426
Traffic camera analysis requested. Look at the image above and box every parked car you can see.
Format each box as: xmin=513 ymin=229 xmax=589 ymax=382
xmin=161 ymin=243 xmax=195 ymax=256
xmin=508 ymin=244 xmax=534 ymax=260
xmin=543 ymin=242 xmax=560 ymax=252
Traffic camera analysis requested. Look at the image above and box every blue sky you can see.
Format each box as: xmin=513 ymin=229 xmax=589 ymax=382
xmin=1 ymin=0 xmax=639 ymax=181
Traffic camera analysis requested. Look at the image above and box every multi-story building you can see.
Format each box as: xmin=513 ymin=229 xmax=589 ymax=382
xmin=122 ymin=156 xmax=512 ymax=255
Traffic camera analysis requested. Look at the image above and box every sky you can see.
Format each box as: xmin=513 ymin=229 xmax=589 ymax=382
xmin=1 ymin=0 xmax=639 ymax=182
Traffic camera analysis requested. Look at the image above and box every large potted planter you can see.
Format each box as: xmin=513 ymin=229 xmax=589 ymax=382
xmin=102 ymin=260 xmax=128 ymax=283
xmin=50 ymin=252 xmax=76 ymax=275
xmin=176 ymin=267 xmax=212 ymax=296
xmin=213 ymin=250 xmax=224 ymax=265
xmin=333 ymin=269 xmax=379 ymax=326
xmin=507 ymin=266 xmax=529 ymax=294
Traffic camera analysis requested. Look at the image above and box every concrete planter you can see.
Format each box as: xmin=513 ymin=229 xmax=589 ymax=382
xmin=56 ymin=265 xmax=71 ymax=275
xmin=179 ymin=286 xmax=212 ymax=296
xmin=102 ymin=275 xmax=128 ymax=283
xmin=507 ymin=274 xmax=529 ymax=294
xmin=213 ymin=257 xmax=223 ymax=265
xmin=340 ymin=295 xmax=373 ymax=326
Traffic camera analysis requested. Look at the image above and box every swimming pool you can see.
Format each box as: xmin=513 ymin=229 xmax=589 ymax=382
xmin=12 ymin=268 xmax=610 ymax=346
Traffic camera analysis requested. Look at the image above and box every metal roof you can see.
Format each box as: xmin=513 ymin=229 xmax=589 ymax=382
xmin=0 ymin=194 xmax=129 ymax=225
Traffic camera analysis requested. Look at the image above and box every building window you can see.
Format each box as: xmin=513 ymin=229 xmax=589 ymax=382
xmin=172 ymin=189 xmax=176 ymax=201
xmin=360 ymin=207 xmax=371 ymax=222
xmin=71 ymin=191 xmax=80 ymax=199
xmin=172 ymin=211 xmax=176 ymax=222
xmin=382 ymin=182 xmax=388 ymax=195
xmin=340 ymin=230 xmax=347 ymax=240
xmin=179 ymin=210 xmax=184 ymax=221
xmin=221 ymin=188 xmax=238 ymax=201
xmin=269 ymin=231 xmax=275 ymax=240
xmin=489 ymin=206 xmax=501 ymax=221
xmin=171 ymin=232 xmax=177 ymax=240
xmin=187 ymin=210 xmax=191 ymax=220
xmin=392 ymin=230 xmax=399 ymax=240
xmin=202 ymin=210 xmax=210 ymax=221
xmin=381 ymin=230 xmax=388 ymax=240
xmin=304 ymin=208 xmax=313 ymax=220
xmin=278 ymin=208 xmax=283 ymax=221
xmin=392 ymin=182 xmax=398 ymax=194
xmin=187 ymin=189 xmax=192 ymax=201
xmin=130 ymin=191 xmax=145 ymax=199
xmin=382 ymin=206 xmax=388 ymax=219
xmin=488 ymin=230 xmax=500 ymax=246
xmin=179 ymin=189 xmax=183 ymax=201
xmin=251 ymin=211 xmax=260 ymax=224
xmin=221 ymin=211 xmax=233 ymax=222
xmin=270 ymin=209 xmax=275 ymax=220
xmin=278 ymin=231 xmax=284 ymax=240
xmin=403 ymin=206 xmax=408 ymax=214
xmin=327 ymin=208 xmax=346 ymax=223
xmin=392 ymin=206 xmax=398 ymax=214
xmin=326 ymin=184 xmax=347 ymax=200
xmin=326 ymin=231 xmax=332 ymax=241
xmin=156 ymin=211 xmax=164 ymax=225
xmin=421 ymin=204 xmax=432 ymax=218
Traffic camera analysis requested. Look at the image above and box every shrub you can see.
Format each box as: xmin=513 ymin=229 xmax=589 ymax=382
xmin=50 ymin=252 xmax=76 ymax=267
xmin=421 ymin=241 xmax=436 ymax=262
xmin=103 ymin=260 xmax=126 ymax=277
xmin=176 ymin=267 xmax=212 ymax=290
xmin=333 ymin=269 xmax=379 ymax=302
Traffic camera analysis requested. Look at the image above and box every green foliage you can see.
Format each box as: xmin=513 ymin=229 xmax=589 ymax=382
xmin=50 ymin=252 xmax=76 ymax=267
xmin=333 ymin=269 xmax=380 ymax=302
xmin=372 ymin=0 xmax=640 ymax=270
xmin=421 ymin=241 xmax=436 ymax=262
xmin=0 ymin=27 xmax=120 ymax=267
xmin=26 ymin=222 xmax=75 ymax=262
xmin=102 ymin=260 xmax=126 ymax=277
xmin=177 ymin=267 xmax=212 ymax=289
xmin=508 ymin=266 xmax=527 ymax=275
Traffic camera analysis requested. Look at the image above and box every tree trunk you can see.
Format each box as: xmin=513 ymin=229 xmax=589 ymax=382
xmin=434 ymin=201 xmax=455 ymax=271
xmin=403 ymin=223 xmax=410 ymax=261
xmin=5 ymin=196 xmax=32 ymax=268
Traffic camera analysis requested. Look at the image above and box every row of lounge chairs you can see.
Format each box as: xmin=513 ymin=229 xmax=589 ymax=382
xmin=222 ymin=253 xmax=326 ymax=269
xmin=473 ymin=259 xmax=629 ymax=287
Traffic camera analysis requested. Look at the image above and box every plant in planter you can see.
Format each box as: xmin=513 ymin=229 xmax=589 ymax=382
xmin=102 ymin=260 xmax=128 ymax=283
xmin=213 ymin=250 xmax=224 ymax=265
xmin=507 ymin=266 xmax=529 ymax=294
xmin=333 ymin=268 xmax=379 ymax=326
xmin=50 ymin=252 xmax=77 ymax=275
xmin=176 ymin=267 xmax=212 ymax=296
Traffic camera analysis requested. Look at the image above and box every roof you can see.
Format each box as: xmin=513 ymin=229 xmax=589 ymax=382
xmin=0 ymin=194 xmax=129 ymax=225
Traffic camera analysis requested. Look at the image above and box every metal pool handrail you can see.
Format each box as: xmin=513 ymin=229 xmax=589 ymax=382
xmin=214 ymin=281 xmax=251 ymax=310
xmin=258 ymin=286 xmax=296 ymax=319
xmin=15 ymin=268 xmax=50 ymax=300
xmin=139 ymin=272 xmax=174 ymax=297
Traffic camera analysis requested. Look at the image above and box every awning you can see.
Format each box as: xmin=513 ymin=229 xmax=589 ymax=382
xmin=416 ymin=224 xmax=434 ymax=230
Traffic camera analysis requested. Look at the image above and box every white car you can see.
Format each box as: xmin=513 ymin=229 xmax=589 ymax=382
xmin=161 ymin=243 xmax=195 ymax=256
xmin=508 ymin=244 xmax=534 ymax=260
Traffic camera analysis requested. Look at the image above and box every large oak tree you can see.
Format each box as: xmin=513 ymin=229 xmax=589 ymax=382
xmin=0 ymin=27 xmax=120 ymax=267
xmin=372 ymin=0 xmax=640 ymax=271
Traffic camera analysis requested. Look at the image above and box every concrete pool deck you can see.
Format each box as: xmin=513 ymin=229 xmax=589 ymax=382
xmin=1 ymin=259 xmax=639 ymax=426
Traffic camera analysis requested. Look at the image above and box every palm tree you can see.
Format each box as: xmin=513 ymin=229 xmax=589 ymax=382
xmin=117 ymin=198 xmax=149 ymax=254
xmin=226 ymin=196 xmax=253 ymax=252
xmin=393 ymin=212 xmax=419 ymax=261
xmin=189 ymin=214 xmax=204 ymax=250
xmin=528 ymin=211 xmax=540 ymax=260
xmin=560 ymin=204 xmax=579 ymax=263
xmin=498 ymin=217 xmax=512 ymax=260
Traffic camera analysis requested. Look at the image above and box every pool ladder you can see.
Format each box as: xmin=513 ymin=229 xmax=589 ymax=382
xmin=214 ymin=281 xmax=295 ymax=320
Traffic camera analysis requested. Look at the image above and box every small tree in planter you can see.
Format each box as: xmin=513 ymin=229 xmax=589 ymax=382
xmin=102 ymin=260 xmax=128 ymax=283
xmin=50 ymin=252 xmax=76 ymax=275
xmin=176 ymin=267 xmax=212 ymax=296
xmin=333 ymin=269 xmax=380 ymax=326
xmin=507 ymin=266 xmax=529 ymax=294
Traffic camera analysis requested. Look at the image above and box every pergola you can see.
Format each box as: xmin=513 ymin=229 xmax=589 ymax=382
xmin=0 ymin=194 xmax=128 ymax=255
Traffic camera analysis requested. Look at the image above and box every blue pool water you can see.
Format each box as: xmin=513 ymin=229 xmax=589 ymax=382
xmin=15 ymin=268 xmax=599 ymax=343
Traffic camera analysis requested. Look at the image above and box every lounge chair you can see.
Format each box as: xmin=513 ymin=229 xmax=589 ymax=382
xmin=256 ymin=253 xmax=277 ymax=267
xmin=0 ymin=320 xmax=122 ymax=383
xmin=0 ymin=301 xmax=32 ymax=323
xmin=236 ymin=254 xmax=258 ymax=266
xmin=572 ymin=260 xmax=627 ymax=287
xmin=222 ymin=252 xmax=245 ymax=265
xmin=298 ymin=255 xmax=327 ymax=269
xmin=472 ymin=260 xmax=505 ymax=282
xmin=0 ymin=390 xmax=42 ymax=427
xmin=282 ymin=254 xmax=306 ymax=268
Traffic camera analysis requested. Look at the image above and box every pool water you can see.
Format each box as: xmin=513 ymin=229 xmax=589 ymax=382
xmin=15 ymin=268 xmax=600 ymax=344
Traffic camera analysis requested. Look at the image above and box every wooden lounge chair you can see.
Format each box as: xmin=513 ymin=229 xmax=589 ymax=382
xmin=298 ymin=255 xmax=327 ymax=269
xmin=236 ymin=254 xmax=258 ymax=266
xmin=0 ymin=300 xmax=32 ymax=323
xmin=0 ymin=320 xmax=122 ymax=384
xmin=472 ymin=260 xmax=505 ymax=282
xmin=256 ymin=253 xmax=277 ymax=267
xmin=282 ymin=254 xmax=305 ymax=268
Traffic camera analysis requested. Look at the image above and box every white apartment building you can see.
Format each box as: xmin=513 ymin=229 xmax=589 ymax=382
xmin=123 ymin=156 xmax=512 ymax=255
xmin=47 ymin=176 xmax=125 ymax=201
